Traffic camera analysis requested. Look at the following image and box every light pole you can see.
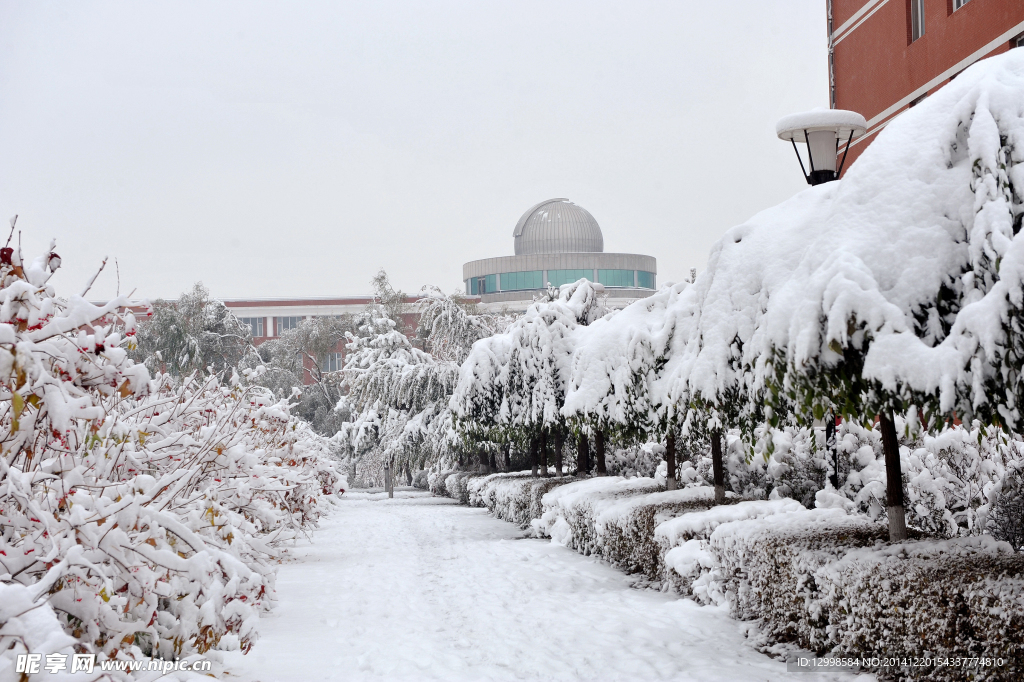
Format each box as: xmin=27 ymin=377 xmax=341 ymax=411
xmin=776 ymin=109 xmax=866 ymax=185
xmin=778 ymin=108 xmax=866 ymax=490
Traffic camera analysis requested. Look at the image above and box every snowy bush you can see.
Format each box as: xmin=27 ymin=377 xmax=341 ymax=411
xmin=483 ymin=473 xmax=548 ymax=528
xmin=444 ymin=471 xmax=482 ymax=504
xmin=427 ymin=469 xmax=457 ymax=497
xmin=585 ymin=487 xmax=724 ymax=580
xmin=655 ymin=499 xmax=803 ymax=595
xmin=695 ymin=510 xmax=1023 ymax=678
xmin=534 ymin=477 xmax=665 ymax=555
xmin=989 ymin=462 xmax=1024 ymax=550
xmin=411 ymin=469 xmax=430 ymax=490
xmin=605 ymin=443 xmax=663 ymax=479
xmin=0 ymin=235 xmax=343 ymax=671
xmin=815 ymin=536 xmax=1024 ymax=680
xmin=464 ymin=472 xmax=574 ymax=528
xmin=706 ymin=509 xmax=899 ymax=648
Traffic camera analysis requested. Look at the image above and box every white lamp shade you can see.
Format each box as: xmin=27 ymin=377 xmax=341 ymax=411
xmin=807 ymin=130 xmax=839 ymax=173
xmin=776 ymin=109 xmax=867 ymax=143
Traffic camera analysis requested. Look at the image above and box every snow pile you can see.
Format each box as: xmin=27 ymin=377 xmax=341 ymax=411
xmin=0 ymin=236 xmax=344 ymax=673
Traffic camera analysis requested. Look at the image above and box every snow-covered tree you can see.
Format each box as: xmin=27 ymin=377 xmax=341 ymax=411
xmin=132 ymin=282 xmax=256 ymax=379
xmin=257 ymin=314 xmax=356 ymax=435
xmin=453 ymin=280 xmax=608 ymax=476
xmin=0 ymin=230 xmax=344 ymax=672
xmin=337 ymin=281 xmax=507 ymax=486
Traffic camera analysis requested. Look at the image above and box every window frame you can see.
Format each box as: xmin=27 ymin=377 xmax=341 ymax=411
xmin=276 ymin=316 xmax=303 ymax=334
xmin=909 ymin=0 xmax=925 ymax=43
xmin=239 ymin=317 xmax=264 ymax=338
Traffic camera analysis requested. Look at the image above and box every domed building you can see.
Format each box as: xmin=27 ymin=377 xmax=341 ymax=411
xmin=463 ymin=198 xmax=657 ymax=309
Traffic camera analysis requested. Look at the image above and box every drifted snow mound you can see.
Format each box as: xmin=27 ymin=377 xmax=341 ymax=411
xmin=651 ymin=49 xmax=1024 ymax=424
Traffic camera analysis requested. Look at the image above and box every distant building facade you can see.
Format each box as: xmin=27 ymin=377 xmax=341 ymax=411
xmin=223 ymin=296 xmax=420 ymax=383
xmin=830 ymin=0 xmax=1024 ymax=171
xmin=462 ymin=198 xmax=657 ymax=311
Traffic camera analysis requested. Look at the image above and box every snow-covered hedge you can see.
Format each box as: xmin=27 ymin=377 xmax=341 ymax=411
xmin=463 ymin=472 xmax=572 ymax=529
xmin=702 ymin=510 xmax=1022 ymax=679
xmin=411 ymin=469 xmax=430 ymax=489
xmin=427 ymin=469 xmax=456 ymax=497
xmin=707 ymin=509 xmax=895 ymax=646
xmin=0 ymin=237 xmax=344 ymax=676
xmin=534 ymin=477 xmax=666 ymax=556
xmin=444 ymin=471 xmax=480 ymax=504
xmin=656 ymin=499 xmax=804 ymax=595
xmin=814 ymin=537 xmax=1024 ymax=680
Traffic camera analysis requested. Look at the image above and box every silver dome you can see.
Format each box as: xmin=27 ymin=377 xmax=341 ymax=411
xmin=512 ymin=199 xmax=604 ymax=255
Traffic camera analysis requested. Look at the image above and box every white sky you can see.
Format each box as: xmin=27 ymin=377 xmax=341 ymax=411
xmin=0 ymin=1 xmax=828 ymax=301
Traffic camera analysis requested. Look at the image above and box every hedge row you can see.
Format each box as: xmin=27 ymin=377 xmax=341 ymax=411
xmin=434 ymin=472 xmax=1024 ymax=679
xmin=464 ymin=471 xmax=571 ymax=528
xmin=708 ymin=509 xmax=1024 ymax=680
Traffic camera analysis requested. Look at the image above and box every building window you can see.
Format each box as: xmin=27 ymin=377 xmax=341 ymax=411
xmin=1014 ymin=33 xmax=1024 ymax=49
xmin=485 ymin=274 xmax=497 ymax=293
xmin=277 ymin=316 xmax=303 ymax=333
xmin=546 ymin=269 xmax=592 ymax=288
xmin=909 ymin=0 xmax=925 ymax=42
xmin=637 ymin=271 xmax=656 ymax=289
xmin=952 ymin=0 xmax=970 ymax=10
xmin=239 ymin=317 xmax=264 ymax=338
xmin=320 ymin=352 xmax=343 ymax=372
xmin=499 ymin=270 xmax=543 ymax=291
xmin=597 ymin=269 xmax=635 ymax=288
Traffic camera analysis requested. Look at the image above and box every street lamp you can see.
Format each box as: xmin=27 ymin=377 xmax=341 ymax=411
xmin=777 ymin=109 xmax=866 ymax=490
xmin=777 ymin=109 xmax=867 ymax=185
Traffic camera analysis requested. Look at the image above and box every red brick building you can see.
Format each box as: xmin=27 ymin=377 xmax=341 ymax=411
xmin=223 ymin=296 xmax=421 ymax=384
xmin=830 ymin=0 xmax=1024 ymax=170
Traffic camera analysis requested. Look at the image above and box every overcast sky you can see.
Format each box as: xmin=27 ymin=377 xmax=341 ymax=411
xmin=0 ymin=1 xmax=828 ymax=301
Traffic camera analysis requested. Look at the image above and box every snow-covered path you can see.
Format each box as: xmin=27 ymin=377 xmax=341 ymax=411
xmin=225 ymin=490 xmax=865 ymax=682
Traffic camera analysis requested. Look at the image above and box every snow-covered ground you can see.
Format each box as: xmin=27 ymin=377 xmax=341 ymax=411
xmin=224 ymin=490 xmax=869 ymax=682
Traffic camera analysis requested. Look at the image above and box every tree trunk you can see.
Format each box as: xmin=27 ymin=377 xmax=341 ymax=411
xmin=530 ymin=438 xmax=539 ymax=477
xmin=488 ymin=449 xmax=497 ymax=473
xmin=826 ymin=410 xmax=838 ymax=489
xmin=385 ymin=463 xmax=393 ymax=498
xmin=554 ymin=430 xmax=564 ymax=477
xmin=503 ymin=443 xmax=511 ymax=472
xmin=405 ymin=462 xmax=412 ymax=486
xmin=711 ymin=428 xmax=725 ymax=504
xmin=479 ymin=448 xmax=489 ymax=473
xmin=665 ymin=430 xmax=678 ymax=491
xmin=879 ymin=410 xmax=908 ymax=542
xmin=595 ymin=429 xmax=607 ymax=476
xmin=577 ymin=434 xmax=590 ymax=477
xmin=540 ymin=430 xmax=550 ymax=477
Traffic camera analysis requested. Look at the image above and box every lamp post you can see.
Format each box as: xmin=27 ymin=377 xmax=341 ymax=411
xmin=776 ymin=109 xmax=866 ymax=185
xmin=778 ymin=109 xmax=866 ymax=491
